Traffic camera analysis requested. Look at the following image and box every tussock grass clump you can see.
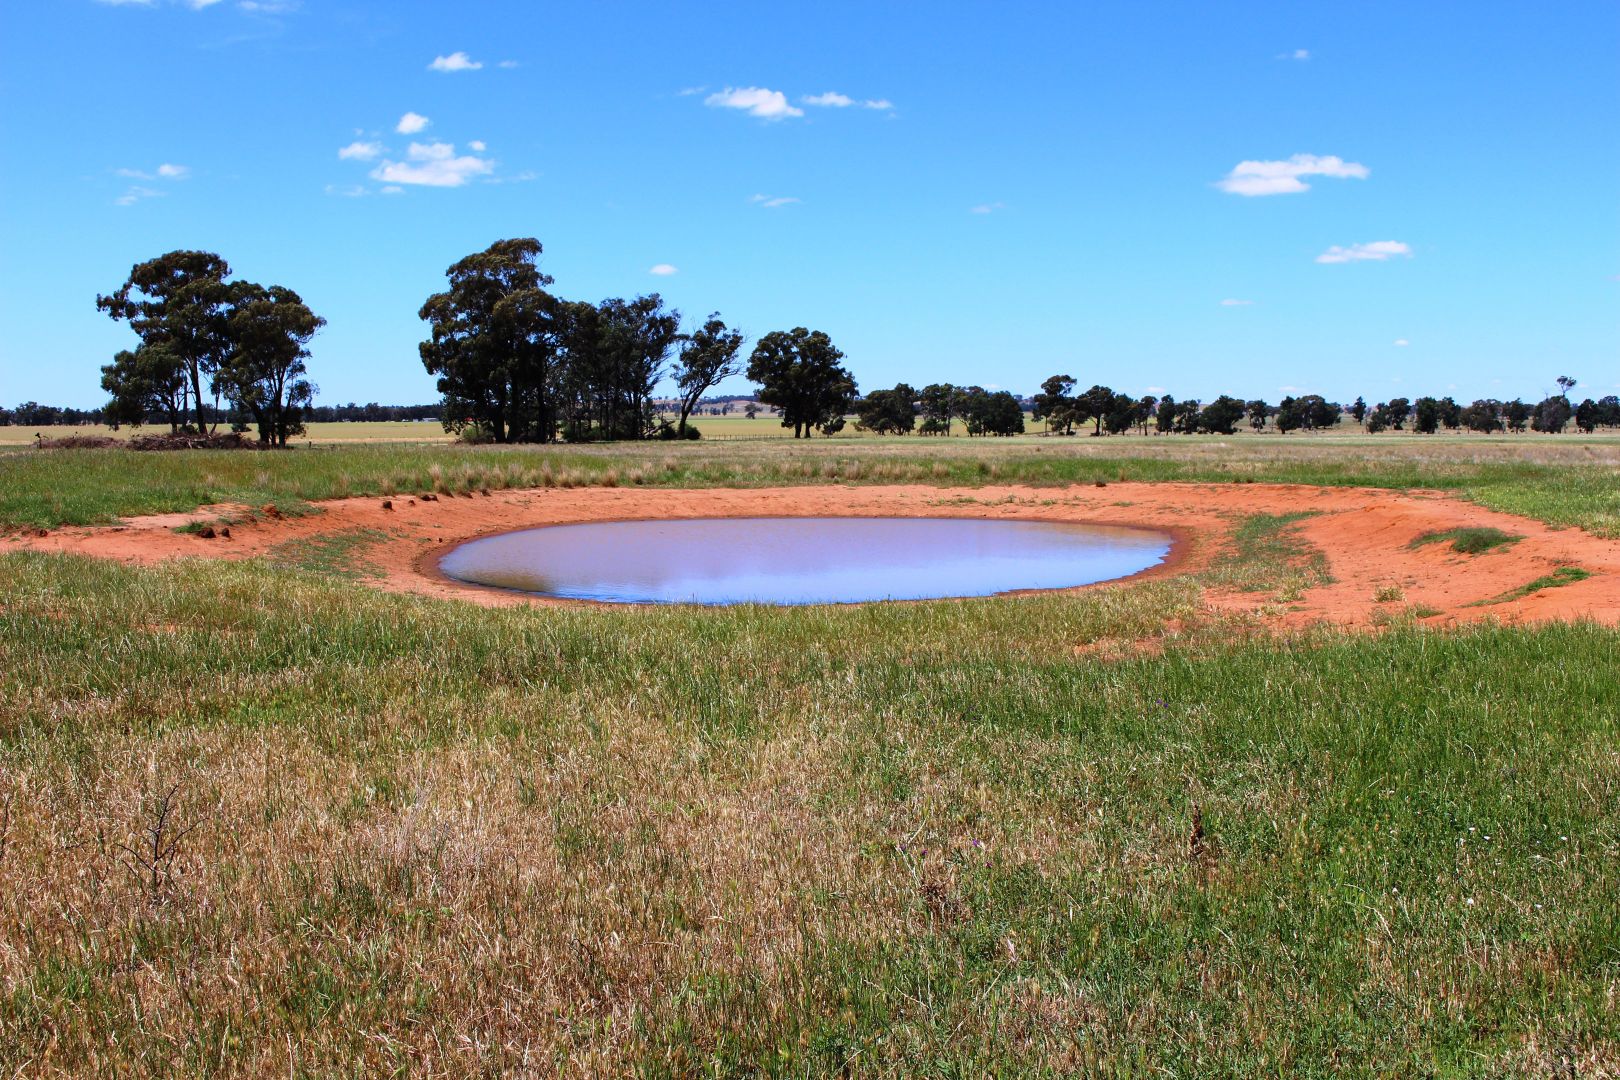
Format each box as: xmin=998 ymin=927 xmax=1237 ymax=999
xmin=1410 ymin=526 xmax=1522 ymax=554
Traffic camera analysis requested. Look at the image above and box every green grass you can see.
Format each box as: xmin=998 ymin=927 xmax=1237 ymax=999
xmin=1471 ymin=565 xmax=1595 ymax=607
xmin=1411 ymin=526 xmax=1524 ymax=554
xmin=4 ymin=434 xmax=1619 ymax=535
xmin=1 ymin=498 xmax=1617 ymax=1073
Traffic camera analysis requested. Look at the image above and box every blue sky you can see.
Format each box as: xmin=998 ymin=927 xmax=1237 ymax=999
xmin=2 ymin=0 xmax=1616 ymax=408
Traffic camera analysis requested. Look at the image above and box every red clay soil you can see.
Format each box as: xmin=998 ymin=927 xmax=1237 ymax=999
xmin=4 ymin=483 xmax=1617 ymax=629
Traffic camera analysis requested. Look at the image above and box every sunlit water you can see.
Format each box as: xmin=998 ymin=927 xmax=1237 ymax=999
xmin=438 ymin=517 xmax=1172 ymax=606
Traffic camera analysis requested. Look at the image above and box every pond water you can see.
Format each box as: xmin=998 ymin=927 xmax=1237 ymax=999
xmin=438 ymin=517 xmax=1172 ymax=606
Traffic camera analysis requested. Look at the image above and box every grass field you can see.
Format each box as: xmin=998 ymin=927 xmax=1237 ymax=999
xmin=2 ymin=438 xmax=1617 ymax=1075
xmin=3 ymin=432 xmax=1619 ymax=537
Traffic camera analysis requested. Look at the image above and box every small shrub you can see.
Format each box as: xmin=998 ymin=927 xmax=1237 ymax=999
xmin=1410 ymin=527 xmax=1521 ymax=555
xmin=1374 ymin=584 xmax=1405 ymax=603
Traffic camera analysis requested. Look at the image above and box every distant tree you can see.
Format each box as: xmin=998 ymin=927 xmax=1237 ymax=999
xmin=1350 ymin=396 xmax=1368 ymax=428
xmin=746 ymin=327 xmax=857 ymax=438
xmin=1074 ymin=384 xmax=1117 ymax=436
xmin=98 ymin=250 xmax=234 ymax=433
xmin=855 ymin=383 xmax=919 ymax=434
xmin=919 ymin=383 xmax=958 ymax=435
xmin=672 ymin=313 xmax=744 ymax=437
xmin=1174 ymin=399 xmax=1202 ymax=434
xmin=1033 ymin=375 xmax=1077 ymax=434
xmin=1275 ymin=397 xmax=1303 ymax=433
xmin=1597 ymin=395 xmax=1620 ymax=428
xmin=1557 ymin=375 xmax=1577 ymax=398
xmin=418 ymin=238 xmax=563 ymax=443
xmin=963 ymin=389 xmax=1025 ymax=436
xmin=218 ymin=283 xmax=323 ymax=446
xmin=1154 ymin=394 xmax=1177 ymax=434
xmin=1504 ymin=398 xmax=1530 ymax=433
xmin=1531 ymin=395 xmax=1571 ymax=433
xmin=1413 ymin=396 xmax=1442 ymax=434
xmin=1197 ymin=395 xmax=1246 ymax=435
xmin=1459 ymin=399 xmax=1502 ymax=433
xmin=1574 ymin=398 xmax=1599 ymax=434
xmin=1102 ymin=393 xmax=1139 ymax=435
xmin=1369 ymin=397 xmax=1411 ymax=432
xmin=744 ymin=400 xmax=759 ymax=420
xmin=1246 ymin=400 xmax=1271 ymax=431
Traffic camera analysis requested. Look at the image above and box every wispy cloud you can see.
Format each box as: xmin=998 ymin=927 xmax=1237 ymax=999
xmin=428 ymin=51 xmax=482 ymax=73
xmin=802 ymin=91 xmax=892 ymax=110
xmin=1393 ymin=338 xmax=1410 ymax=346
xmin=396 ymin=112 xmax=430 ymax=135
xmin=497 ymin=59 xmax=520 ymax=69
xmin=338 ymin=141 xmax=382 ymax=161
xmin=113 ymin=162 xmax=188 ymax=205
xmin=1315 ymin=240 xmax=1412 ymax=264
xmin=1278 ymin=48 xmax=1310 ymax=61
xmin=970 ymin=202 xmax=1005 ymax=214
xmin=1220 ymin=298 xmax=1255 ymax=306
xmin=750 ymin=193 xmax=800 ymax=208
xmin=1216 ymin=153 xmax=1368 ymax=196
xmin=706 ymin=87 xmax=802 ymax=120
xmin=370 ymin=142 xmax=493 ymax=188
xmin=114 ymin=186 xmax=163 ymax=206
xmin=649 ymin=264 xmax=678 ymax=276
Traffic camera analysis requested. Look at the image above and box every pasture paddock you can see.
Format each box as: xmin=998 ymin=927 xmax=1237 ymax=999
xmin=0 ymin=436 xmax=1616 ymax=1075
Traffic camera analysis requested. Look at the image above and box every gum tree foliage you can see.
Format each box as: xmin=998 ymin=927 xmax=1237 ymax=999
xmin=1350 ymin=396 xmax=1368 ymax=427
xmin=1275 ymin=395 xmax=1341 ymax=433
xmin=1504 ymin=398 xmax=1530 ymax=433
xmin=1196 ymin=395 xmax=1247 ymax=435
xmin=101 ymin=343 xmax=188 ymax=432
xmin=855 ymin=383 xmax=919 ymax=434
xmin=918 ymin=383 xmax=959 ymax=435
xmin=1033 ymin=375 xmax=1077 ymax=434
xmin=220 ymin=284 xmax=323 ymax=446
xmin=1246 ymin=400 xmax=1271 ymax=431
xmin=418 ymin=238 xmax=564 ymax=444
xmin=957 ymin=387 xmax=1025 ymax=436
xmin=1459 ymin=399 xmax=1503 ymax=433
xmin=672 ymin=314 xmax=745 ymax=436
xmin=1155 ymin=394 xmax=1177 ymax=434
xmin=98 ymin=251 xmax=234 ymax=433
xmin=746 ymin=328 xmax=858 ymax=438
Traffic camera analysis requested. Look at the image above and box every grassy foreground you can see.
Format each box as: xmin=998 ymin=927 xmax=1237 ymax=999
xmin=2 ymin=502 xmax=1617 ymax=1074
xmin=3 ymin=433 xmax=1619 ymax=536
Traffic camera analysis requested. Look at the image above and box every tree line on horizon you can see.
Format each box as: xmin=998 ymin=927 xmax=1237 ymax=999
xmin=60 ymin=241 xmax=1620 ymax=442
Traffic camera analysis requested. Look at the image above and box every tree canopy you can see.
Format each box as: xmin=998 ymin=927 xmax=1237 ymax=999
xmin=746 ymin=328 xmax=858 ymax=438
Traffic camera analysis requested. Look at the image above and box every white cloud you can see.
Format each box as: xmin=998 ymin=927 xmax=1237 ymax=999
xmin=1216 ymin=153 xmax=1368 ymax=196
xmin=1220 ymin=299 xmax=1255 ymax=306
xmin=498 ymin=60 xmax=520 ymax=69
xmin=1393 ymin=338 xmax=1410 ymax=346
xmin=396 ymin=112 xmax=431 ymax=134
xmin=804 ymin=91 xmax=854 ymax=107
xmin=1315 ymin=240 xmax=1412 ymax=264
xmin=676 ymin=86 xmax=707 ymax=96
xmin=750 ymin=193 xmax=800 ymax=208
xmin=649 ymin=264 xmax=679 ymax=276
xmin=705 ymin=87 xmax=803 ymax=120
xmin=1279 ymin=48 xmax=1310 ymax=60
xmin=970 ymin=202 xmax=1005 ymax=214
xmin=1143 ymin=386 xmax=1168 ymax=395
xmin=380 ymin=185 xmax=404 ymax=195
xmin=156 ymin=162 xmax=189 ymax=178
xmin=468 ymin=140 xmax=486 ymax=152
xmin=338 ymin=140 xmax=382 ymax=161
xmin=428 ymin=51 xmax=482 ymax=73
xmin=115 ymin=167 xmax=152 ymax=179
xmin=114 ymin=186 xmax=163 ymax=206
xmin=369 ymin=141 xmax=493 ymax=188
xmin=324 ymin=184 xmax=369 ymax=198
xmin=864 ymin=98 xmax=894 ymax=110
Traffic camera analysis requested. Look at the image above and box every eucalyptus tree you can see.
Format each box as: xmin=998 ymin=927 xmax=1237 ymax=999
xmin=856 ymin=383 xmax=919 ymax=434
xmin=672 ymin=314 xmax=744 ymax=436
xmin=219 ymin=284 xmax=324 ymax=446
xmin=101 ymin=343 xmax=188 ymax=431
xmin=919 ymin=383 xmax=958 ymax=435
xmin=98 ymin=250 xmax=234 ymax=433
xmin=419 ymin=238 xmax=564 ymax=443
xmin=745 ymin=327 xmax=858 ymax=438
xmin=1033 ymin=375 xmax=1076 ymax=434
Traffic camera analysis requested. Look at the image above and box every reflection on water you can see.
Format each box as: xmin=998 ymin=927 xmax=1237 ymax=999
xmin=440 ymin=517 xmax=1172 ymax=606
